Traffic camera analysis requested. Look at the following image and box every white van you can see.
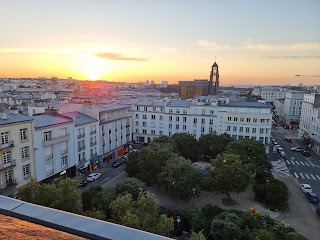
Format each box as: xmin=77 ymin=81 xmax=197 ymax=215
xmin=279 ymin=151 xmax=286 ymax=158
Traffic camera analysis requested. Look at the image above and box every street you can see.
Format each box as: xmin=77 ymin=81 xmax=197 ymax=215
xmin=271 ymin=126 xmax=320 ymax=208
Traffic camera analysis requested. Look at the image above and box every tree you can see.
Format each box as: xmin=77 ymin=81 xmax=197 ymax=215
xmin=189 ymin=230 xmax=206 ymax=240
xmin=152 ymin=135 xmax=178 ymax=152
xmin=247 ymin=229 xmax=275 ymax=240
xmin=225 ymin=138 xmax=271 ymax=171
xmin=207 ymin=154 xmax=253 ymax=202
xmin=110 ymin=192 xmax=174 ymax=236
xmin=180 ymin=207 xmax=206 ymax=232
xmin=265 ymin=179 xmax=289 ymax=210
xmin=115 ymin=177 xmax=147 ymax=200
xmin=158 ymin=155 xmax=203 ymax=201
xmin=82 ymin=186 xmax=103 ymax=211
xmin=125 ymin=151 xmax=140 ymax=177
xmin=172 ymin=133 xmax=197 ymax=161
xmin=197 ymin=133 xmax=233 ymax=160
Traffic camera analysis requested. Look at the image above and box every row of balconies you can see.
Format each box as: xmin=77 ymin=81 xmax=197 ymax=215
xmin=0 ymin=178 xmax=18 ymax=191
xmin=0 ymin=159 xmax=16 ymax=171
xmin=43 ymin=133 xmax=70 ymax=146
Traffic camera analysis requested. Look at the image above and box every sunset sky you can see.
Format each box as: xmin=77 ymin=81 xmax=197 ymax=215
xmin=0 ymin=0 xmax=319 ymax=85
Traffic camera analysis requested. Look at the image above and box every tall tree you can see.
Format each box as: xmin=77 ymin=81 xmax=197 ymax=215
xmin=225 ymin=138 xmax=271 ymax=171
xmin=197 ymin=133 xmax=233 ymax=160
xmin=172 ymin=133 xmax=197 ymax=161
xmin=158 ymin=155 xmax=203 ymax=201
xmin=115 ymin=177 xmax=147 ymax=200
xmin=207 ymin=154 xmax=253 ymax=202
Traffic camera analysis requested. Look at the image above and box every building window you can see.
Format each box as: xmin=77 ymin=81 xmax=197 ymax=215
xmin=135 ymin=114 xmax=139 ymax=119
xmin=239 ymin=127 xmax=243 ymax=132
xmin=20 ymin=128 xmax=28 ymax=142
xmin=159 ymin=131 xmax=163 ymax=135
xmin=169 ymin=116 xmax=172 ymax=121
xmin=23 ymin=164 xmax=30 ymax=178
xmin=151 ymin=115 xmax=156 ymax=120
xmin=176 ymin=116 xmax=179 ymax=121
xmin=176 ymin=125 xmax=179 ymax=129
xmin=252 ymin=128 xmax=256 ymax=133
xmin=183 ymin=125 xmax=186 ymax=130
xmin=143 ymin=114 xmax=147 ymax=119
xmin=169 ymin=109 xmax=173 ymax=113
xmin=43 ymin=131 xmax=52 ymax=141
xmin=21 ymin=146 xmax=29 ymax=159
xmin=227 ymin=126 xmax=231 ymax=131
xmin=153 ymin=107 xmax=156 ymax=111
xmin=1 ymin=132 xmax=9 ymax=144
xmin=246 ymin=127 xmax=250 ymax=133
xmin=247 ymin=118 xmax=251 ymax=123
xmin=61 ymin=156 xmax=68 ymax=167
xmin=144 ymin=107 xmax=147 ymax=111
xmin=3 ymin=151 xmax=11 ymax=164
xmin=135 ymin=121 xmax=139 ymax=126
xmin=240 ymin=118 xmax=244 ymax=122
xmin=260 ymin=128 xmax=265 ymax=134
xmin=234 ymin=117 xmax=238 ymax=121
xmin=4 ymin=170 xmax=13 ymax=183
xmin=169 ymin=132 xmax=172 ymax=136
xmin=183 ymin=117 xmax=187 ymax=122
xmin=151 ymin=130 xmax=155 ymax=135
xmin=193 ymin=118 xmax=197 ymax=123
xmin=142 ymin=129 xmax=147 ymax=134
xmin=233 ymin=126 xmax=237 ymax=132
xmin=201 ymin=118 xmax=205 ymax=124
xmin=183 ymin=109 xmax=187 ymax=114
xmin=228 ymin=117 xmax=231 ymax=121
xmin=135 ymin=129 xmax=139 ymax=133
xmin=169 ymin=124 xmax=172 ymax=129
xmin=159 ymin=115 xmax=163 ymax=120
xmin=260 ymin=119 xmax=265 ymax=123
xmin=253 ymin=118 xmax=257 ymax=123
xmin=210 ymin=110 xmax=214 ymax=115
xmin=209 ymin=127 xmax=213 ymax=133
xmin=266 ymin=129 xmax=269 ymax=134
xmin=176 ymin=109 xmax=180 ymax=114
xmin=143 ymin=122 xmax=147 ymax=127
xmin=209 ymin=119 xmax=214 ymax=124
xmin=202 ymin=109 xmax=206 ymax=115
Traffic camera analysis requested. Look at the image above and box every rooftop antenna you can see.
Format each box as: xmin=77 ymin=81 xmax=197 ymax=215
xmin=215 ymin=56 xmax=217 ymax=62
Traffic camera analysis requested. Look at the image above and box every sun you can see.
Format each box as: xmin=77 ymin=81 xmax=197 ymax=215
xmin=87 ymin=69 xmax=99 ymax=81
xmin=74 ymin=54 xmax=109 ymax=80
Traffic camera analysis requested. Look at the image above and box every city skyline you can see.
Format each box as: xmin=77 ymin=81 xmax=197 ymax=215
xmin=0 ymin=0 xmax=319 ymax=85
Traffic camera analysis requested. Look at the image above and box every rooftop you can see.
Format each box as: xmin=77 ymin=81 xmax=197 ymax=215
xmin=61 ymin=112 xmax=98 ymax=126
xmin=219 ymin=101 xmax=271 ymax=108
xmin=0 ymin=111 xmax=32 ymax=126
xmin=33 ymin=113 xmax=73 ymax=129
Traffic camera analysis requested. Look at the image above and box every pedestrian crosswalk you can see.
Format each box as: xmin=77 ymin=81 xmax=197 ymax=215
xmin=292 ymin=171 xmax=320 ymax=181
xmin=285 ymin=160 xmax=319 ymax=168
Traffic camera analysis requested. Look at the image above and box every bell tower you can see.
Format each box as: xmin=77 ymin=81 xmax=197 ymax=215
xmin=209 ymin=61 xmax=219 ymax=95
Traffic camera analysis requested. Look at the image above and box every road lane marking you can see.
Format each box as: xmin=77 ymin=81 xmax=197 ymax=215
xmin=291 ymin=157 xmax=295 ymax=160
xmin=295 ymin=161 xmax=300 ymax=165
xmin=310 ymin=174 xmax=316 ymax=180
xmin=304 ymin=162 xmax=310 ymax=166
xmin=299 ymin=173 xmax=305 ymax=179
xmin=305 ymin=174 xmax=310 ymax=179
xmin=291 ymin=160 xmax=295 ymax=164
xmin=299 ymin=161 xmax=305 ymax=166
xmin=316 ymin=175 xmax=320 ymax=180
xmin=286 ymin=160 xmax=290 ymax=164
xmin=101 ymin=177 xmax=111 ymax=183
xmin=293 ymin=172 xmax=299 ymax=178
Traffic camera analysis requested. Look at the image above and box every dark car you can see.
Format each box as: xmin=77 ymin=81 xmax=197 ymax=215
xmin=285 ymin=138 xmax=293 ymax=143
xmin=305 ymin=192 xmax=320 ymax=204
xmin=112 ymin=159 xmax=125 ymax=167
xmin=301 ymin=150 xmax=311 ymax=157
xmin=77 ymin=180 xmax=87 ymax=188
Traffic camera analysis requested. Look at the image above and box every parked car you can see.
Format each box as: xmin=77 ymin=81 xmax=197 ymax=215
xmin=273 ymin=141 xmax=279 ymax=145
xmin=277 ymin=147 xmax=283 ymax=153
xmin=279 ymin=151 xmax=286 ymax=158
xmin=305 ymin=192 xmax=320 ymax=204
xmin=112 ymin=158 xmax=125 ymax=168
xmin=77 ymin=180 xmax=87 ymax=188
xmin=291 ymin=147 xmax=304 ymax=152
xmin=87 ymin=173 xmax=101 ymax=182
xmin=300 ymin=183 xmax=313 ymax=193
xmin=301 ymin=150 xmax=311 ymax=157
xmin=285 ymin=138 xmax=293 ymax=143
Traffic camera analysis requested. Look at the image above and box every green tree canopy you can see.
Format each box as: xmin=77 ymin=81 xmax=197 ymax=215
xmin=225 ymin=138 xmax=271 ymax=171
xmin=115 ymin=177 xmax=147 ymax=200
xmin=158 ymin=155 xmax=203 ymax=201
xmin=197 ymin=133 xmax=233 ymax=160
xmin=172 ymin=133 xmax=197 ymax=161
xmin=207 ymin=154 xmax=253 ymax=201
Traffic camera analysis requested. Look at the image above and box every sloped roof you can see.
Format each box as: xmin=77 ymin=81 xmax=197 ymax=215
xmin=33 ymin=113 xmax=73 ymax=129
xmin=61 ymin=112 xmax=98 ymax=126
xmin=0 ymin=111 xmax=32 ymax=126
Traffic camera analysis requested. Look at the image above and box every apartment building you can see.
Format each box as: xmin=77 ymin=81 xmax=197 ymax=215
xmin=252 ymin=87 xmax=287 ymax=103
xmin=32 ymin=111 xmax=76 ymax=182
xmin=283 ymin=91 xmax=304 ymax=125
xmin=132 ymin=97 xmax=272 ymax=144
xmin=61 ymin=112 xmax=99 ymax=174
xmin=0 ymin=111 xmax=35 ymax=194
xmin=299 ymin=94 xmax=320 ymax=154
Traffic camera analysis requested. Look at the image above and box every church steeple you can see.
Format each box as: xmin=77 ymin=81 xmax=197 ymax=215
xmin=209 ymin=61 xmax=220 ymax=95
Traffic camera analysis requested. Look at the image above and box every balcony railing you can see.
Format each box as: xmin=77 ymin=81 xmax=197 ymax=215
xmin=90 ymin=130 xmax=96 ymax=135
xmin=90 ymin=153 xmax=97 ymax=159
xmin=90 ymin=142 xmax=97 ymax=146
xmin=0 ymin=178 xmax=18 ymax=190
xmin=77 ymin=134 xmax=85 ymax=139
xmin=81 ymin=146 xmax=85 ymax=150
xmin=43 ymin=133 xmax=70 ymax=146
xmin=0 ymin=140 xmax=14 ymax=151
xmin=0 ymin=159 xmax=16 ymax=171
xmin=61 ymin=149 xmax=68 ymax=155
xmin=45 ymin=154 xmax=53 ymax=161
xmin=126 ymin=124 xmax=130 ymax=128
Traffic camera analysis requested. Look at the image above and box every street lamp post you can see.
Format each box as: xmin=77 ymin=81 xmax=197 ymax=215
xmin=192 ymin=188 xmax=196 ymax=208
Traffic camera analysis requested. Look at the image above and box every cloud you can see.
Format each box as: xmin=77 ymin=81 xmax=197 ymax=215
xmin=95 ymin=53 xmax=147 ymax=61
xmin=265 ymin=55 xmax=320 ymax=59
xmin=196 ymin=40 xmax=230 ymax=50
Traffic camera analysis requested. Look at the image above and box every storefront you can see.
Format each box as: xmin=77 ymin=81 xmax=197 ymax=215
xmin=101 ymin=150 xmax=116 ymax=166
xmin=116 ymin=146 xmax=124 ymax=158
xmin=88 ymin=156 xmax=100 ymax=172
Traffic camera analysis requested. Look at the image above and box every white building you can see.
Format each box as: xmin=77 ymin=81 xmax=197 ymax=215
xmin=0 ymin=111 xmax=35 ymax=194
xmin=283 ymin=91 xmax=304 ymax=125
xmin=299 ymin=93 xmax=320 ymax=154
xmin=33 ymin=111 xmax=76 ymax=182
xmin=61 ymin=112 xmax=99 ymax=174
xmin=253 ymin=87 xmax=287 ymax=103
xmin=132 ymin=97 xmax=272 ymax=144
